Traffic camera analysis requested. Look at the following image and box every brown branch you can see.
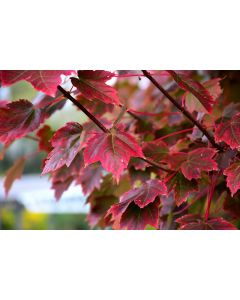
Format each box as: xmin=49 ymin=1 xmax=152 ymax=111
xmin=57 ymin=85 xmax=110 ymax=133
xmin=142 ymin=70 xmax=223 ymax=151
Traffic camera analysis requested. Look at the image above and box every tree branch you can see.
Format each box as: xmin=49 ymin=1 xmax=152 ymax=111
xmin=142 ymin=70 xmax=223 ymax=151
xmin=57 ymin=85 xmax=110 ymax=133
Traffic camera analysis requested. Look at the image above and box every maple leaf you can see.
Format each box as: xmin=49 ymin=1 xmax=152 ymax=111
xmin=0 ymin=70 xmax=73 ymax=97
xmin=71 ymin=70 xmax=120 ymax=105
xmin=176 ymin=214 xmax=236 ymax=230
xmin=214 ymin=113 xmax=240 ymax=149
xmin=36 ymin=125 xmax=54 ymax=152
xmin=224 ymin=162 xmax=240 ymax=196
xmin=42 ymin=122 xmax=84 ymax=174
xmin=167 ymin=70 xmax=215 ymax=113
xmin=106 ymin=179 xmax=166 ymax=229
xmin=167 ymin=172 xmax=198 ymax=206
xmin=4 ymin=157 xmax=25 ymax=196
xmin=0 ymin=99 xmax=44 ymax=144
xmin=142 ymin=139 xmax=169 ymax=163
xmin=78 ymin=163 xmax=104 ymax=195
xmin=87 ymin=195 xmax=118 ymax=228
xmin=166 ymin=148 xmax=218 ymax=180
xmin=107 ymin=198 xmax=161 ymax=230
xmin=83 ymin=126 xmax=143 ymax=182
xmin=51 ymin=153 xmax=84 ymax=200
xmin=182 ymin=78 xmax=222 ymax=113
xmin=119 ymin=179 xmax=167 ymax=208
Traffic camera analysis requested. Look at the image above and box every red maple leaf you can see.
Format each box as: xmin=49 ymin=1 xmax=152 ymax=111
xmin=107 ymin=198 xmax=161 ymax=230
xmin=176 ymin=214 xmax=236 ymax=230
xmin=36 ymin=125 xmax=54 ymax=152
xmin=0 ymin=100 xmax=44 ymax=144
xmin=182 ymin=78 xmax=222 ymax=113
xmin=71 ymin=70 xmax=120 ymax=105
xmin=167 ymin=70 xmax=215 ymax=113
xmin=50 ymin=154 xmax=84 ymax=200
xmin=4 ymin=157 xmax=26 ymax=196
xmin=224 ymin=162 xmax=240 ymax=196
xmin=167 ymin=172 xmax=198 ymax=206
xmin=78 ymin=163 xmax=104 ymax=195
xmin=166 ymin=148 xmax=218 ymax=180
xmin=106 ymin=179 xmax=167 ymax=229
xmin=42 ymin=122 xmax=84 ymax=174
xmin=142 ymin=139 xmax=169 ymax=163
xmin=214 ymin=113 xmax=240 ymax=149
xmin=84 ymin=126 xmax=143 ymax=182
xmin=119 ymin=179 xmax=167 ymax=208
xmin=0 ymin=70 xmax=73 ymax=97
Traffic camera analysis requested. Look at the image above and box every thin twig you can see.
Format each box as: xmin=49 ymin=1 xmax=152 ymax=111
xmin=57 ymin=85 xmax=109 ymax=133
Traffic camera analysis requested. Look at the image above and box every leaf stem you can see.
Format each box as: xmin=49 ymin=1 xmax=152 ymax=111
xmin=57 ymin=85 xmax=110 ymax=133
xmin=142 ymin=70 xmax=223 ymax=151
xmin=204 ymin=172 xmax=218 ymax=221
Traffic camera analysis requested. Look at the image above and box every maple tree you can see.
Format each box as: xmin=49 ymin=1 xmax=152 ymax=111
xmin=1 ymin=70 xmax=240 ymax=229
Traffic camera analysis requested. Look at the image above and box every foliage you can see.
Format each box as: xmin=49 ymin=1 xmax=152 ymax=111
xmin=1 ymin=70 xmax=240 ymax=230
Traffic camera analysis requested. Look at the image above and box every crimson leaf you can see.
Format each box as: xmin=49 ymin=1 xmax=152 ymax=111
xmin=71 ymin=70 xmax=120 ymax=105
xmin=119 ymin=179 xmax=167 ymax=208
xmin=42 ymin=122 xmax=83 ymax=174
xmin=36 ymin=125 xmax=54 ymax=152
xmin=0 ymin=100 xmax=44 ymax=144
xmin=0 ymin=70 xmax=73 ymax=97
xmin=4 ymin=157 xmax=26 ymax=196
xmin=214 ymin=113 xmax=240 ymax=149
xmin=51 ymin=153 xmax=84 ymax=200
xmin=167 ymin=172 xmax=198 ymax=206
xmin=176 ymin=214 xmax=236 ymax=230
xmin=78 ymin=163 xmax=104 ymax=195
xmin=107 ymin=198 xmax=161 ymax=230
xmin=84 ymin=126 xmax=143 ymax=182
xmin=182 ymin=78 xmax=222 ymax=113
xmin=142 ymin=139 xmax=169 ymax=162
xmin=167 ymin=70 xmax=215 ymax=113
xmin=166 ymin=148 xmax=218 ymax=180
xmin=224 ymin=162 xmax=240 ymax=196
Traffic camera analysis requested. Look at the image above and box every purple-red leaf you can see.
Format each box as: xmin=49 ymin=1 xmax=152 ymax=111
xmin=84 ymin=126 xmax=143 ymax=182
xmin=71 ymin=70 xmax=120 ymax=105
xmin=166 ymin=148 xmax=218 ymax=180
xmin=106 ymin=179 xmax=167 ymax=229
xmin=0 ymin=100 xmax=44 ymax=144
xmin=142 ymin=139 xmax=169 ymax=162
xmin=224 ymin=162 xmax=240 ymax=196
xmin=119 ymin=179 xmax=167 ymax=208
xmin=36 ymin=125 xmax=54 ymax=152
xmin=176 ymin=214 xmax=236 ymax=230
xmin=182 ymin=78 xmax=222 ymax=113
xmin=42 ymin=122 xmax=83 ymax=174
xmin=4 ymin=157 xmax=26 ymax=196
xmin=50 ymin=153 xmax=84 ymax=200
xmin=167 ymin=70 xmax=215 ymax=113
xmin=167 ymin=172 xmax=198 ymax=206
xmin=0 ymin=70 xmax=73 ymax=97
xmin=78 ymin=163 xmax=104 ymax=195
xmin=214 ymin=113 xmax=240 ymax=149
xmin=107 ymin=198 xmax=161 ymax=230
